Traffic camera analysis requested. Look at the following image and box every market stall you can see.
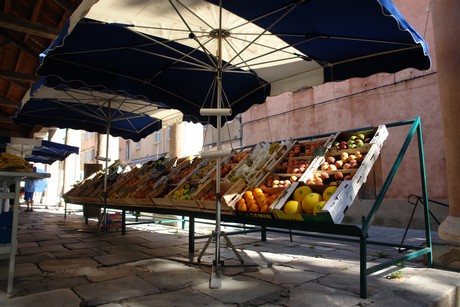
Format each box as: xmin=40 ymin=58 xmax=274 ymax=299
xmin=63 ymin=118 xmax=432 ymax=299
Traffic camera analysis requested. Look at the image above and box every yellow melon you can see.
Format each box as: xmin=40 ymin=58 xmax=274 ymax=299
xmin=293 ymin=185 xmax=313 ymax=203
xmin=313 ymin=201 xmax=326 ymax=215
xmin=301 ymin=192 xmax=323 ymax=215
xmin=283 ymin=200 xmax=303 ymax=214
xmin=322 ymin=186 xmax=338 ymax=202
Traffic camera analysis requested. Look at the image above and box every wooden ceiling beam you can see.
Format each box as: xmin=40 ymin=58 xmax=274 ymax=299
xmin=0 ymin=125 xmax=32 ymax=138
xmin=0 ymin=97 xmax=19 ymax=108
xmin=52 ymin=0 xmax=77 ymax=13
xmin=0 ymin=69 xmax=38 ymax=83
xmin=0 ymin=113 xmax=13 ymax=124
xmin=0 ymin=12 xmax=60 ymax=39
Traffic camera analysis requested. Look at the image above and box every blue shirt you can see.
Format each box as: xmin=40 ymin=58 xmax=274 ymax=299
xmin=24 ymin=179 xmax=35 ymax=193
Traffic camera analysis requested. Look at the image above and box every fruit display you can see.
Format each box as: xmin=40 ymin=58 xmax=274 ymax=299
xmin=304 ymin=150 xmax=366 ymax=186
xmin=332 ymin=134 xmax=371 ymax=150
xmin=168 ymin=157 xmax=206 ymax=184
xmin=109 ymin=157 xmax=173 ymax=203
xmin=273 ymin=183 xmax=339 ymax=221
xmin=328 ymin=127 xmax=383 ymax=154
xmin=271 ymin=138 xmax=331 ymax=186
xmin=225 ymin=141 xmax=288 ymax=184
xmin=212 ymin=148 xmax=252 ymax=179
xmin=0 ymin=153 xmax=33 ymax=172
xmin=195 ymin=179 xmax=246 ymax=213
xmin=189 ymin=158 xmax=217 ymax=182
xmin=235 ymin=186 xmax=281 ymax=213
xmin=64 ymin=125 xmax=388 ymax=224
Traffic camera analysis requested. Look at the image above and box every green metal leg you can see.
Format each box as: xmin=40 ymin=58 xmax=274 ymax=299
xmin=360 ymin=232 xmax=368 ymax=299
xmin=189 ymin=216 xmax=195 ymax=253
xmin=122 ymin=210 xmax=126 ymax=235
xmin=417 ymin=119 xmax=432 ymax=267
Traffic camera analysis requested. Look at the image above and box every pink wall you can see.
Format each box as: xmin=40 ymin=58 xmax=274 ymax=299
xmin=241 ymin=1 xmax=447 ymax=199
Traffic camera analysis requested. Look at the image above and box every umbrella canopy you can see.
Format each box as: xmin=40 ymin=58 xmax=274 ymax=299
xmin=16 ymin=79 xmax=184 ymax=142
xmin=17 ymin=0 xmax=431 ymax=128
xmin=0 ymin=136 xmax=79 ymax=165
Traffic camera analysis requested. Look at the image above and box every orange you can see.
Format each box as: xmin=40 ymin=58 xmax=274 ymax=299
xmin=238 ymin=202 xmax=248 ymax=212
xmin=253 ymin=187 xmax=263 ymax=195
xmin=260 ymin=205 xmax=270 ymax=212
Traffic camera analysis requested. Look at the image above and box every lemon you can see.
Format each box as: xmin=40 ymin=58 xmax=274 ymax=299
xmin=301 ymin=192 xmax=323 ymax=215
xmin=283 ymin=200 xmax=303 ymax=214
xmin=313 ymin=201 xmax=326 ymax=215
xmin=293 ymin=185 xmax=313 ymax=203
xmin=322 ymin=186 xmax=338 ymax=202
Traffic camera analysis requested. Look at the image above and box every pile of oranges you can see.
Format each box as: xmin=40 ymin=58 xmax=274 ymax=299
xmin=235 ymin=187 xmax=280 ymax=212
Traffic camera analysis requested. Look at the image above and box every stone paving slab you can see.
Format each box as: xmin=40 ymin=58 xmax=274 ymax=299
xmin=282 ymin=281 xmax=364 ymax=306
xmin=136 ymin=258 xmax=210 ymax=290
xmin=74 ymin=265 xmax=147 ymax=283
xmin=15 ymin=252 xmax=56 ymax=264
xmin=38 ymin=257 xmax=99 ymax=272
xmin=122 ymin=287 xmax=226 ymax=306
xmin=244 ymin=264 xmax=324 ymax=287
xmin=18 ymin=244 xmax=66 ymax=255
xmin=94 ymin=251 xmax=151 ymax=266
xmin=64 ymin=241 xmax=112 ymax=250
xmin=0 ymin=289 xmax=82 ymax=307
xmin=193 ymin=274 xmax=284 ymax=304
xmin=73 ymin=275 xmax=160 ymax=306
xmin=141 ymin=245 xmax=189 ymax=258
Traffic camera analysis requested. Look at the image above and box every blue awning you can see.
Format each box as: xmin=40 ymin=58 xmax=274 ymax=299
xmin=0 ymin=137 xmax=79 ymax=165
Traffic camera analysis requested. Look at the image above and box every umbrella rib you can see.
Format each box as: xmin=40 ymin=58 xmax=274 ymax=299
xmin=222 ymin=2 xmax=298 ymax=70
xmin=168 ymin=0 xmax=219 ymax=69
xmin=61 ymin=86 xmax=171 ymax=116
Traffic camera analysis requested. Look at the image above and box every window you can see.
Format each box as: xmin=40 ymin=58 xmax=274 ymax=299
xmin=154 ymin=131 xmax=161 ymax=144
xmin=82 ymin=131 xmax=95 ymax=141
xmin=168 ymin=126 xmax=171 ymax=140
xmin=135 ymin=141 xmax=141 ymax=149
xmin=83 ymin=148 xmax=95 ymax=163
xmin=125 ymin=140 xmax=131 ymax=160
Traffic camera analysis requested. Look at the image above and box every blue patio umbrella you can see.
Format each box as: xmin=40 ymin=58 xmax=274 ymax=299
xmin=16 ymin=79 xmax=184 ymax=142
xmin=13 ymin=0 xmax=431 ymax=287
xmin=0 ymin=136 xmax=79 ymax=165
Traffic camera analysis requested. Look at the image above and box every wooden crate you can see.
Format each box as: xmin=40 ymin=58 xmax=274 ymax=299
xmin=195 ymin=179 xmax=246 ymax=214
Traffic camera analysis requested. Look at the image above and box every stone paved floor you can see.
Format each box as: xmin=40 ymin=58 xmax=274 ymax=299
xmin=0 ymin=205 xmax=459 ymax=306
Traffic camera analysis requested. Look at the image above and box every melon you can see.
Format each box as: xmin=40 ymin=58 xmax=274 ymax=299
xmin=293 ymin=185 xmax=313 ymax=203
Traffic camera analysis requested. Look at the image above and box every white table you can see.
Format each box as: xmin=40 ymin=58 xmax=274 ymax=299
xmin=0 ymin=171 xmax=50 ymax=294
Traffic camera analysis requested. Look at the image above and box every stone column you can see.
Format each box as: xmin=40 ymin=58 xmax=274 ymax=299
xmin=431 ymin=0 xmax=460 ymax=242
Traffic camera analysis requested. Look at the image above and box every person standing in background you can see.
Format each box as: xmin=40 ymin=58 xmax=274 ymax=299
xmin=24 ymin=177 xmax=35 ymax=212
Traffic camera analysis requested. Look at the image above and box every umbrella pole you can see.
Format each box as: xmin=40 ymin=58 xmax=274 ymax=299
xmin=98 ymin=100 xmax=111 ymax=232
xmin=209 ymin=9 xmax=243 ymax=288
